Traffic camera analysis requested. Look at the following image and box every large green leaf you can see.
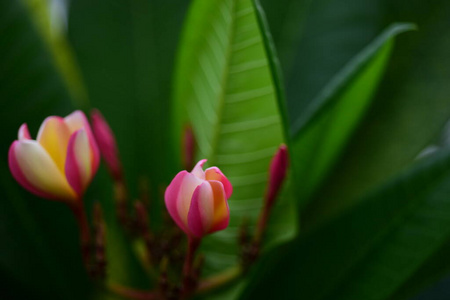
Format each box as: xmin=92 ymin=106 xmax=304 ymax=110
xmin=0 ymin=0 xmax=90 ymax=298
xmin=244 ymin=148 xmax=450 ymax=300
xmin=291 ymin=24 xmax=413 ymax=208
xmin=307 ymin=0 xmax=450 ymax=229
xmin=172 ymin=0 xmax=296 ymax=277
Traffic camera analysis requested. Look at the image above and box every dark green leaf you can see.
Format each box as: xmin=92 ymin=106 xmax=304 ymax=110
xmin=307 ymin=0 xmax=450 ymax=229
xmin=292 ymin=24 xmax=413 ymax=207
xmin=244 ymin=148 xmax=450 ymax=300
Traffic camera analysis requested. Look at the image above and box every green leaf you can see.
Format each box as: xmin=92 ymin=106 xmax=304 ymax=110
xmin=244 ymin=148 xmax=450 ymax=300
xmin=172 ymin=0 xmax=296 ymax=276
xmin=291 ymin=24 xmax=414 ymax=208
xmin=390 ymin=238 xmax=450 ymax=300
xmin=68 ymin=0 xmax=187 ymax=208
xmin=261 ymin=0 xmax=384 ymax=125
xmin=307 ymin=0 xmax=450 ymax=229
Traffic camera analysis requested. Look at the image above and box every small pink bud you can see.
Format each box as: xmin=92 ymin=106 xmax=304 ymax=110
xmin=165 ymin=159 xmax=232 ymax=238
xmin=265 ymin=144 xmax=289 ymax=206
xmin=90 ymin=109 xmax=122 ymax=180
xmin=8 ymin=111 xmax=100 ymax=202
xmin=182 ymin=125 xmax=195 ymax=170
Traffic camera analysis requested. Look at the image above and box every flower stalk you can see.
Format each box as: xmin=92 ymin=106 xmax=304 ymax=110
xmin=69 ymin=202 xmax=92 ymax=267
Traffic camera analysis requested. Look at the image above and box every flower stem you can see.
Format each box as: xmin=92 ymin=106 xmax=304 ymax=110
xmin=183 ymin=236 xmax=201 ymax=278
xmin=182 ymin=236 xmax=201 ymax=297
xmin=69 ymin=202 xmax=91 ymax=267
xmin=254 ymin=199 xmax=272 ymax=245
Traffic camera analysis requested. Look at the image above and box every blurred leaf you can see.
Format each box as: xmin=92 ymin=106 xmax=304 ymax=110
xmin=391 ymin=238 xmax=450 ymax=300
xmin=307 ymin=0 xmax=450 ymax=228
xmin=0 ymin=0 xmax=90 ymax=298
xmin=172 ymin=0 xmax=296 ymax=279
xmin=21 ymin=0 xmax=88 ymax=106
xmin=68 ymin=0 xmax=188 ymax=218
xmin=291 ymin=24 xmax=413 ymax=208
xmin=244 ymin=148 xmax=450 ymax=300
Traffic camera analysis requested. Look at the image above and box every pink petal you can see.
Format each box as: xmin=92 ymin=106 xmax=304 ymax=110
xmin=188 ymin=180 xmax=229 ymax=237
xmin=65 ymin=129 xmax=93 ymax=199
xmin=205 ymin=167 xmax=233 ymax=199
xmin=36 ymin=116 xmax=71 ymax=174
xmin=18 ymin=123 xmax=31 ymax=140
xmin=188 ymin=182 xmax=214 ymax=238
xmin=9 ymin=140 xmax=76 ymax=202
xmin=165 ymin=171 xmax=191 ymax=234
xmin=64 ymin=110 xmax=100 ymax=174
xmin=191 ymin=159 xmax=207 ymax=179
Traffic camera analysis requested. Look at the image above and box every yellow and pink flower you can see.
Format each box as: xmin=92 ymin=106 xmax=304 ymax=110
xmin=8 ymin=110 xmax=99 ymax=203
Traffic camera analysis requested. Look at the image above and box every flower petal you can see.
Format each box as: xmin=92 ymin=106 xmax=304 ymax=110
xmin=205 ymin=167 xmax=233 ymax=199
xmin=209 ymin=180 xmax=229 ymax=233
xmin=188 ymin=182 xmax=214 ymax=238
xmin=18 ymin=123 xmax=31 ymax=140
xmin=188 ymin=180 xmax=229 ymax=237
xmin=191 ymin=159 xmax=207 ymax=179
xmin=9 ymin=140 xmax=76 ymax=201
xmin=64 ymin=110 xmax=100 ymax=174
xmin=36 ymin=116 xmax=71 ymax=174
xmin=177 ymin=172 xmax=203 ymax=227
xmin=165 ymin=171 xmax=190 ymax=234
xmin=65 ymin=129 xmax=92 ymax=198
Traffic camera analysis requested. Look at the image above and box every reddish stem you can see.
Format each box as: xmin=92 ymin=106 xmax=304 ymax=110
xmin=254 ymin=200 xmax=272 ymax=245
xmin=182 ymin=236 xmax=201 ymax=298
xmin=69 ymin=202 xmax=91 ymax=267
xmin=183 ymin=236 xmax=200 ymax=277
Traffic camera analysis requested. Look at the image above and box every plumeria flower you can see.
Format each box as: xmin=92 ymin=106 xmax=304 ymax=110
xmin=8 ymin=110 xmax=100 ymax=203
xmin=165 ymin=159 xmax=232 ymax=238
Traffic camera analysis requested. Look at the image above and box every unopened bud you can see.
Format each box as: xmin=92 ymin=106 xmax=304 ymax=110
xmin=265 ymin=144 xmax=288 ymax=206
xmin=182 ymin=125 xmax=196 ymax=170
xmin=91 ymin=109 xmax=123 ymax=180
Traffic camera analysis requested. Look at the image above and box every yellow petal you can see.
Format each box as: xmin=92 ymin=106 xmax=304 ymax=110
xmin=36 ymin=117 xmax=71 ymax=174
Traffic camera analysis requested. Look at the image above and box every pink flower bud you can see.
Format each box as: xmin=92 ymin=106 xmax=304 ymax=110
xmin=90 ymin=109 xmax=122 ymax=180
xmin=8 ymin=111 xmax=100 ymax=202
xmin=165 ymin=159 xmax=232 ymax=238
xmin=265 ymin=144 xmax=289 ymax=206
xmin=182 ymin=125 xmax=195 ymax=170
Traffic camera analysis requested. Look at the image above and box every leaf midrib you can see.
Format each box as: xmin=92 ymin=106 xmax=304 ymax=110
xmin=209 ymin=0 xmax=238 ymax=166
